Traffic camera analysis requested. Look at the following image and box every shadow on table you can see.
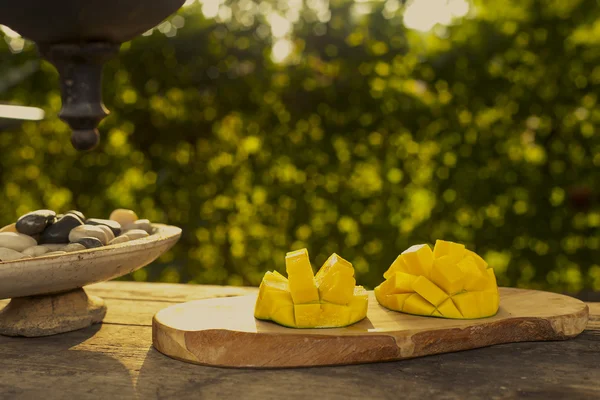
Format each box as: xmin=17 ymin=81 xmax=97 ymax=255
xmin=0 ymin=323 xmax=137 ymax=400
xmin=135 ymin=334 xmax=600 ymax=400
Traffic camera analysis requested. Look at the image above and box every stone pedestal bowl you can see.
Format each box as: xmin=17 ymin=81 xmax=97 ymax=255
xmin=0 ymin=224 xmax=181 ymax=337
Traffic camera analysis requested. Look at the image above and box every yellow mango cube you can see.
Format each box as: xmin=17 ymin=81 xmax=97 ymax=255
xmin=254 ymin=275 xmax=292 ymax=319
xmin=475 ymin=292 xmax=499 ymax=317
xmin=452 ymin=292 xmax=481 ymax=319
xmin=486 ymin=268 xmax=498 ymax=289
xmin=403 ymin=294 xmax=436 ymax=316
xmin=433 ymin=240 xmax=465 ymax=259
xmin=320 ymin=303 xmax=351 ymax=327
xmin=411 ymin=275 xmax=449 ymax=307
xmin=400 ymin=244 xmax=434 ymax=276
xmin=315 ymin=253 xmax=354 ymax=283
xmin=465 ymin=249 xmax=488 ymax=272
xmin=316 ymin=253 xmax=356 ymax=305
xmin=437 ymin=298 xmax=463 ymax=319
xmin=264 ymin=270 xmax=288 ymax=283
xmin=458 ymin=256 xmax=485 ymax=291
xmin=378 ymin=271 xmax=417 ymax=295
xmin=348 ymin=286 xmax=368 ymax=323
xmin=285 ymin=248 xmax=319 ymax=304
xmin=271 ymin=305 xmax=296 ymax=327
xmin=430 ymin=255 xmax=464 ymax=295
xmin=318 ymin=271 xmax=356 ymax=305
xmin=294 ymin=303 xmax=322 ymax=328
xmin=383 ymin=255 xmax=410 ymax=279
xmin=384 ymin=293 xmax=412 ymax=310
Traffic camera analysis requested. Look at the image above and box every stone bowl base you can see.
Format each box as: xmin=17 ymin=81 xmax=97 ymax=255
xmin=0 ymin=288 xmax=106 ymax=337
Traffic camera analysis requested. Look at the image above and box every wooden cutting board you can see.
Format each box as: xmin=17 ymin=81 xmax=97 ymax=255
xmin=152 ymin=287 xmax=589 ymax=368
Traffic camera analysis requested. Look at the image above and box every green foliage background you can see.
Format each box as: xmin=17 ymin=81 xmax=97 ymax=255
xmin=0 ymin=0 xmax=598 ymax=292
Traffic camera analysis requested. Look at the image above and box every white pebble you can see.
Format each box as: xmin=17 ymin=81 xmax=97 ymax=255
xmin=109 ymin=209 xmax=138 ymax=227
xmin=42 ymin=244 xmax=66 ymax=251
xmin=0 ymin=247 xmax=26 ymax=261
xmin=68 ymin=225 xmax=109 ymax=245
xmin=0 ymin=223 xmax=17 ymax=233
xmin=96 ymin=225 xmax=115 ymax=242
xmin=122 ymin=219 xmax=153 ymax=234
xmin=62 ymin=243 xmax=86 ymax=252
xmin=45 ymin=251 xmax=67 ymax=256
xmin=0 ymin=232 xmax=37 ymax=252
xmin=125 ymin=229 xmax=149 ymax=240
xmin=108 ymin=235 xmax=130 ymax=245
xmin=22 ymin=245 xmax=50 ymax=257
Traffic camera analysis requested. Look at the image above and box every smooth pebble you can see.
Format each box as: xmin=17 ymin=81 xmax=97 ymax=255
xmin=62 ymin=243 xmax=86 ymax=252
xmin=124 ymin=229 xmax=149 ymax=240
xmin=39 ymin=214 xmax=83 ymax=244
xmin=65 ymin=210 xmax=85 ymax=221
xmin=42 ymin=244 xmax=66 ymax=251
xmin=45 ymin=251 xmax=67 ymax=256
xmin=0 ymin=247 xmax=26 ymax=261
xmin=15 ymin=209 xmax=56 ymax=235
xmin=122 ymin=219 xmax=153 ymax=234
xmin=96 ymin=225 xmax=115 ymax=242
xmin=108 ymin=235 xmax=130 ymax=245
xmin=69 ymin=225 xmax=109 ymax=245
xmin=109 ymin=209 xmax=138 ymax=228
xmin=76 ymin=237 xmax=104 ymax=249
xmin=85 ymin=218 xmax=122 ymax=236
xmin=22 ymin=245 xmax=51 ymax=257
xmin=0 ymin=232 xmax=38 ymax=252
xmin=0 ymin=223 xmax=17 ymax=233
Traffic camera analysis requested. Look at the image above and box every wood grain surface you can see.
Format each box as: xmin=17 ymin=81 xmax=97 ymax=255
xmin=1 ymin=282 xmax=598 ymax=400
xmin=152 ymin=288 xmax=589 ymax=368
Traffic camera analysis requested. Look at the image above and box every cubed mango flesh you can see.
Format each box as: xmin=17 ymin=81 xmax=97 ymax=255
xmin=378 ymin=271 xmax=417 ymax=294
xmin=285 ymin=249 xmax=320 ymax=304
xmin=316 ymin=253 xmax=356 ymax=305
xmin=255 ymin=249 xmax=368 ymax=328
xmin=411 ymin=275 xmax=449 ymax=307
xmin=433 ymin=240 xmax=465 ymax=260
xmin=400 ymin=244 xmax=434 ymax=277
xmin=375 ymin=241 xmax=499 ymax=319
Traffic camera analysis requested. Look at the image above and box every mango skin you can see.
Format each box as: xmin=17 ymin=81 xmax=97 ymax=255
xmin=254 ymin=249 xmax=368 ymax=329
xmin=375 ymin=240 xmax=499 ymax=320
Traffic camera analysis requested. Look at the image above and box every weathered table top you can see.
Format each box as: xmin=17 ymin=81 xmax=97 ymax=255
xmin=1 ymin=282 xmax=598 ymax=400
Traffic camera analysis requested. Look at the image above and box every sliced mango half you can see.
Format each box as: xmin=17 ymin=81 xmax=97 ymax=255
xmin=375 ymin=240 xmax=499 ymax=319
xmin=254 ymin=249 xmax=368 ymax=328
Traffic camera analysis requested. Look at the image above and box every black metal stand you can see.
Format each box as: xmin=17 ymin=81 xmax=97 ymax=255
xmin=38 ymin=43 xmax=121 ymax=151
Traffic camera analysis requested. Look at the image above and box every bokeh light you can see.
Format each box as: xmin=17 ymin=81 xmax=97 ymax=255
xmin=0 ymin=0 xmax=598 ymax=296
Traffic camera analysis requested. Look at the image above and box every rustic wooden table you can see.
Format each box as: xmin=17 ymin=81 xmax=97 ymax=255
xmin=1 ymin=282 xmax=598 ymax=400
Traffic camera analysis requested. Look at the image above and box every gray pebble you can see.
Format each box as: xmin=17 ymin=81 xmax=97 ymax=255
xmin=0 ymin=232 xmax=38 ymax=252
xmin=122 ymin=219 xmax=153 ymax=234
xmin=85 ymin=218 xmax=122 ymax=236
xmin=39 ymin=214 xmax=84 ymax=244
xmin=0 ymin=247 xmax=26 ymax=261
xmin=76 ymin=237 xmax=104 ymax=249
xmin=124 ymin=229 xmax=150 ymax=240
xmin=62 ymin=243 xmax=86 ymax=252
xmin=69 ymin=225 xmax=109 ymax=245
xmin=16 ymin=209 xmax=56 ymax=235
